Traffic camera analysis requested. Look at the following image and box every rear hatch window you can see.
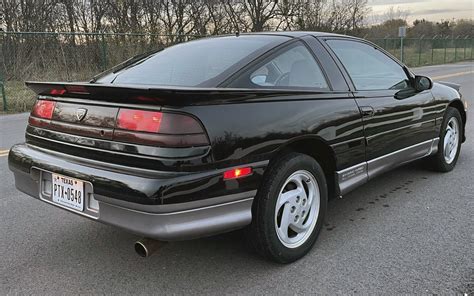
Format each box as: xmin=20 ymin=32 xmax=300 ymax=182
xmin=97 ymin=35 xmax=289 ymax=87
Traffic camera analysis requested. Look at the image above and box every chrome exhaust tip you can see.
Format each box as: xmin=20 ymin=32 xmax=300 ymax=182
xmin=134 ymin=238 xmax=165 ymax=258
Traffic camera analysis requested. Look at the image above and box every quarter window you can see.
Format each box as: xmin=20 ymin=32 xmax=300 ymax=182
xmin=326 ymin=39 xmax=409 ymax=91
xmin=245 ymin=44 xmax=329 ymax=89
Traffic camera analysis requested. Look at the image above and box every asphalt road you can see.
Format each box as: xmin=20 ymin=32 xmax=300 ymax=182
xmin=1 ymin=62 xmax=473 ymax=295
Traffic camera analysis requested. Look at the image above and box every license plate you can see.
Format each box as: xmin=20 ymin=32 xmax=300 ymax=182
xmin=52 ymin=173 xmax=84 ymax=211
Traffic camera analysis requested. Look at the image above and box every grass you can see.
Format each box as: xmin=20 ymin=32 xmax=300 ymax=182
xmin=1 ymin=81 xmax=36 ymax=114
xmin=385 ymin=48 xmax=473 ymax=67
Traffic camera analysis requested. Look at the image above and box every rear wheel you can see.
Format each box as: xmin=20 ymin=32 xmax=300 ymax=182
xmin=428 ymin=107 xmax=463 ymax=172
xmin=247 ymin=153 xmax=327 ymax=263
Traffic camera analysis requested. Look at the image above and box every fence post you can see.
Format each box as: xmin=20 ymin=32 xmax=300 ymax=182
xmin=454 ymin=36 xmax=457 ymax=62
xmin=444 ymin=37 xmax=448 ymax=64
xmin=431 ymin=36 xmax=438 ymax=65
xmin=471 ymin=38 xmax=474 ymax=60
xmin=463 ymin=36 xmax=467 ymax=60
xmin=0 ymin=33 xmax=6 ymax=111
xmin=400 ymin=37 xmax=404 ymax=63
xmin=0 ymin=73 xmax=6 ymax=112
xmin=418 ymin=37 xmax=423 ymax=66
xmin=100 ymin=32 xmax=108 ymax=71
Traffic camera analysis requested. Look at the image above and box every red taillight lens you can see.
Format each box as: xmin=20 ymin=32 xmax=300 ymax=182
xmin=117 ymin=109 xmax=163 ymax=133
xmin=31 ymin=100 xmax=56 ymax=119
xmin=115 ymin=108 xmax=209 ymax=147
xmin=223 ymin=167 xmax=253 ymax=180
xmin=65 ymin=85 xmax=89 ymax=94
xmin=50 ymin=88 xmax=66 ymax=95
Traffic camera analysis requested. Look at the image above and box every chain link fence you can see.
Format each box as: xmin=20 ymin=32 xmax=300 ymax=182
xmin=0 ymin=32 xmax=203 ymax=112
xmin=1 ymin=32 xmax=472 ymax=112
xmin=371 ymin=37 xmax=473 ymax=66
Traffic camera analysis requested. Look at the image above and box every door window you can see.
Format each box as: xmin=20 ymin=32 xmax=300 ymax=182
xmin=326 ymin=39 xmax=409 ymax=91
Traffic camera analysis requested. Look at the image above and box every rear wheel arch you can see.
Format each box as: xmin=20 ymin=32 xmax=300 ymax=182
xmin=269 ymin=137 xmax=337 ymax=198
xmin=247 ymin=151 xmax=328 ymax=263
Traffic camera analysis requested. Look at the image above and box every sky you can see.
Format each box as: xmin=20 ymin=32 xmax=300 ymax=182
xmin=368 ymin=0 xmax=474 ymax=24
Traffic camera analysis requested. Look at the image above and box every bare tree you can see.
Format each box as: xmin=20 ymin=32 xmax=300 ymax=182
xmin=224 ymin=0 xmax=250 ymax=33
xmin=274 ymin=0 xmax=301 ymax=31
xmin=140 ymin=0 xmax=163 ymax=34
xmin=243 ymin=0 xmax=279 ymax=32
xmin=187 ymin=1 xmax=212 ymax=36
xmin=348 ymin=0 xmax=370 ymax=32
xmin=206 ymin=1 xmax=234 ymax=35
xmin=295 ymin=0 xmax=327 ymax=31
xmin=74 ymin=1 xmax=109 ymax=33
xmin=2 ymin=0 xmax=21 ymax=32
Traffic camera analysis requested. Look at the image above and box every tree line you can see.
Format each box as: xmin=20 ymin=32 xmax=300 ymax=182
xmin=2 ymin=1 xmax=473 ymax=38
xmin=1 ymin=0 xmax=371 ymax=36
xmin=365 ymin=19 xmax=473 ymax=39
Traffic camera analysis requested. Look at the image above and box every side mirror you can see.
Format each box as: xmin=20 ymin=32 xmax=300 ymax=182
xmin=414 ymin=75 xmax=433 ymax=92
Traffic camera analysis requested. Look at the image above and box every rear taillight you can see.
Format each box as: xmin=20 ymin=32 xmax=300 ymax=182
xmin=115 ymin=108 xmax=209 ymax=147
xmin=117 ymin=109 xmax=163 ymax=133
xmin=31 ymin=100 xmax=56 ymax=119
xmin=29 ymin=99 xmax=56 ymax=128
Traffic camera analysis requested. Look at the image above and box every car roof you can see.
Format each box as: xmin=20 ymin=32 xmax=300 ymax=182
xmin=227 ymin=31 xmax=360 ymax=40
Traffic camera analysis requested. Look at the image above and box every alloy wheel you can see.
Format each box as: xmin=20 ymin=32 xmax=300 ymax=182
xmin=274 ymin=170 xmax=320 ymax=249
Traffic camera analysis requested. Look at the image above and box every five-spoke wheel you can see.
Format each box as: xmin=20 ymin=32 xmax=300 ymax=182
xmin=274 ymin=170 xmax=320 ymax=249
xmin=443 ymin=117 xmax=460 ymax=164
xmin=247 ymin=153 xmax=327 ymax=263
xmin=429 ymin=106 xmax=463 ymax=172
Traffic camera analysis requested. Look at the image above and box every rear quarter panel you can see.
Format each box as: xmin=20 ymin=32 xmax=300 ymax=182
xmin=176 ymin=93 xmax=365 ymax=171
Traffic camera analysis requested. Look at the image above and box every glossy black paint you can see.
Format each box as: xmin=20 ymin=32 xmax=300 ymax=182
xmin=10 ymin=31 xmax=466 ymax=207
xmin=354 ymin=89 xmax=441 ymax=160
xmin=180 ymin=93 xmax=365 ymax=170
xmin=9 ymin=144 xmax=267 ymax=205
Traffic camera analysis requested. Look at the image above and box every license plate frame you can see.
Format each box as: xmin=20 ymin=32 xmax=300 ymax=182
xmin=51 ymin=173 xmax=85 ymax=212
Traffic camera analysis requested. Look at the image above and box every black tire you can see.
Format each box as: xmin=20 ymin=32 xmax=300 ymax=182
xmin=246 ymin=152 xmax=328 ymax=264
xmin=428 ymin=107 xmax=463 ymax=172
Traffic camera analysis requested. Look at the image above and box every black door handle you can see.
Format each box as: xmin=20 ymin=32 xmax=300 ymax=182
xmin=360 ymin=106 xmax=375 ymax=118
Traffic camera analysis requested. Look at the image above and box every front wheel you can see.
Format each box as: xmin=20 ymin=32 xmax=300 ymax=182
xmin=247 ymin=153 xmax=327 ymax=263
xmin=428 ymin=107 xmax=463 ymax=172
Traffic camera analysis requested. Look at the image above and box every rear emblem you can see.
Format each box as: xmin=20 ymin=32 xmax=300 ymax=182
xmin=76 ymin=108 xmax=87 ymax=121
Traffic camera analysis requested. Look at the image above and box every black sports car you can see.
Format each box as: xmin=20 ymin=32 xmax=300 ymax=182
xmin=9 ymin=32 xmax=467 ymax=263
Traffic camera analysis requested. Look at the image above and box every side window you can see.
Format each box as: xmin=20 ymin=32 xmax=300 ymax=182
xmin=326 ymin=39 xmax=409 ymax=91
xmin=247 ymin=44 xmax=329 ymax=89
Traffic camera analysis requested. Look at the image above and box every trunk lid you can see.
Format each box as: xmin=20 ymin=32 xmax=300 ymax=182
xmin=25 ymin=82 xmax=217 ymax=171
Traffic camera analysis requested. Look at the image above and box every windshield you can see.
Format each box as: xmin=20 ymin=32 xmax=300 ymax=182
xmin=98 ymin=35 xmax=289 ymax=87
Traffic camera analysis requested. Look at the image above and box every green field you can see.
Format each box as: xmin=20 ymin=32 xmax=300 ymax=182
xmin=384 ymin=48 xmax=473 ymax=67
xmin=1 ymin=81 xmax=36 ymax=113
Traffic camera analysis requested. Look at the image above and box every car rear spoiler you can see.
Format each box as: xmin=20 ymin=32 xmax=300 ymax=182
xmin=25 ymin=81 xmax=326 ymax=106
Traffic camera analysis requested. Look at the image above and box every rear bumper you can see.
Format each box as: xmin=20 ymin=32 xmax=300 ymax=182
xmin=9 ymin=143 xmax=266 ymax=240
